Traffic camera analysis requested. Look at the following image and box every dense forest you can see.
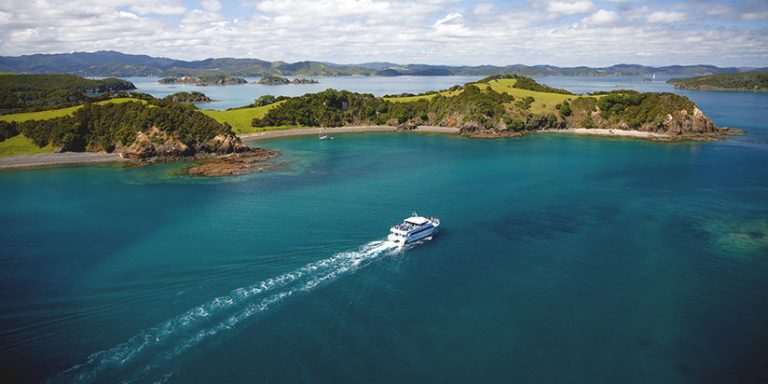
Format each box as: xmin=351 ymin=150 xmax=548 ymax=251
xmin=668 ymin=72 xmax=768 ymax=91
xmin=0 ymin=74 xmax=135 ymax=111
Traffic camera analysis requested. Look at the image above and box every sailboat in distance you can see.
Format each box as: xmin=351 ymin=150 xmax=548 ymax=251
xmin=319 ymin=127 xmax=334 ymax=140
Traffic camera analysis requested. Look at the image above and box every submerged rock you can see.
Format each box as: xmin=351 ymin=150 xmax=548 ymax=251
xmin=186 ymin=148 xmax=280 ymax=177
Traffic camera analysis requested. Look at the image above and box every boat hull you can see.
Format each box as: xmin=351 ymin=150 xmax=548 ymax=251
xmin=388 ymin=226 xmax=438 ymax=245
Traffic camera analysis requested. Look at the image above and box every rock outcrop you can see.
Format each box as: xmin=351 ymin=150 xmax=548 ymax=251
xmin=117 ymin=126 xmax=250 ymax=160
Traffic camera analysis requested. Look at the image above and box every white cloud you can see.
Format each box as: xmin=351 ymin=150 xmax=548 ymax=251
xmin=582 ymin=9 xmax=618 ymax=25
xmin=0 ymin=0 xmax=765 ymax=67
xmin=474 ymin=3 xmax=494 ymax=15
xmin=742 ymin=11 xmax=768 ymax=21
xmin=647 ymin=11 xmax=687 ymax=23
xmin=546 ymin=1 xmax=595 ymax=15
xmin=200 ymin=0 xmax=222 ymax=12
xmin=116 ymin=11 xmax=139 ymax=20
xmin=130 ymin=1 xmax=186 ymax=15
xmin=434 ymin=12 xmax=462 ymax=27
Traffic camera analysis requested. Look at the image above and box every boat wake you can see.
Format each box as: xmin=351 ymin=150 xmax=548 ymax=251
xmin=47 ymin=239 xmax=404 ymax=384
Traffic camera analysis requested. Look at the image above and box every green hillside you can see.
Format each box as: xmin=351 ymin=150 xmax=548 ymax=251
xmin=0 ymin=74 xmax=136 ymax=111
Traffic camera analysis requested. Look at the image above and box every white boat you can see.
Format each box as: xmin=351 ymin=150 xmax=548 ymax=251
xmin=388 ymin=212 xmax=440 ymax=245
xmin=319 ymin=128 xmax=334 ymax=140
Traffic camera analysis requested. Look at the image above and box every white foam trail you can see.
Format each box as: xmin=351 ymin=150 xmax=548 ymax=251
xmin=47 ymin=240 xmax=401 ymax=384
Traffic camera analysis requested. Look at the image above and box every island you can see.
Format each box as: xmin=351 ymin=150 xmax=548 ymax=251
xmin=1 ymin=73 xmax=738 ymax=175
xmin=249 ymin=75 xmax=732 ymax=140
xmin=668 ymin=72 xmax=768 ymax=91
xmin=163 ymin=91 xmax=212 ymax=103
xmin=258 ymin=75 xmax=319 ymax=85
xmin=159 ymin=75 xmax=247 ymax=86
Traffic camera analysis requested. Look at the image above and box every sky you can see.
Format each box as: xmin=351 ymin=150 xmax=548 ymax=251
xmin=0 ymin=0 xmax=766 ymax=67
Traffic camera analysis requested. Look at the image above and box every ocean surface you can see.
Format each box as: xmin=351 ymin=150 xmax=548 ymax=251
xmin=1 ymin=78 xmax=767 ymax=383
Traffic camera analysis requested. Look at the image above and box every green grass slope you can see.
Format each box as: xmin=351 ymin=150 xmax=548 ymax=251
xmin=200 ymin=103 xmax=283 ymax=133
xmin=0 ymin=98 xmax=147 ymax=123
xmin=0 ymin=134 xmax=53 ymax=157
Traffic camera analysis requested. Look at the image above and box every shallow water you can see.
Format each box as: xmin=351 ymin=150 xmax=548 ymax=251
xmin=1 ymin=78 xmax=767 ymax=383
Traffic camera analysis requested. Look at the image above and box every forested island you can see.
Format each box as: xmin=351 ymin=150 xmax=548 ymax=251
xmin=250 ymin=75 xmax=728 ymax=139
xmin=257 ymin=75 xmax=319 ymax=85
xmin=159 ymin=75 xmax=247 ymax=86
xmin=163 ymin=91 xmax=212 ymax=103
xmin=668 ymin=72 xmax=768 ymax=91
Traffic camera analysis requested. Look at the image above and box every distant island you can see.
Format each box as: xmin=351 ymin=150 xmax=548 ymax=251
xmin=159 ymin=75 xmax=247 ymax=86
xmin=162 ymin=91 xmax=212 ymax=103
xmin=1 ymin=51 xmax=766 ymax=78
xmin=258 ymin=75 xmax=319 ymax=85
xmin=668 ymin=72 xmax=768 ymax=91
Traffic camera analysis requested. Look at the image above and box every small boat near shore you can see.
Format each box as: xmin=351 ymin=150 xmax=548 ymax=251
xmin=319 ymin=127 xmax=334 ymax=140
xmin=388 ymin=212 xmax=440 ymax=245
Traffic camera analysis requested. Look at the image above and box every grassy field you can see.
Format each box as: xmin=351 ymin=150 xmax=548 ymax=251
xmin=480 ymin=79 xmax=575 ymax=114
xmin=0 ymin=98 xmax=147 ymax=123
xmin=0 ymin=105 xmax=84 ymax=122
xmin=200 ymin=103 xmax=282 ymax=134
xmin=383 ymin=79 xmax=577 ymax=114
xmin=384 ymin=88 xmax=463 ymax=103
xmin=0 ymin=135 xmax=53 ymax=157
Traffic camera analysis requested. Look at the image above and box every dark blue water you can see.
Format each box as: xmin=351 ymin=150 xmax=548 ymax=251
xmin=1 ymin=80 xmax=767 ymax=383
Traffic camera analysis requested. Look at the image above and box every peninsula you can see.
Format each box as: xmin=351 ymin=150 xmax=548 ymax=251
xmin=668 ymin=72 xmax=768 ymax=91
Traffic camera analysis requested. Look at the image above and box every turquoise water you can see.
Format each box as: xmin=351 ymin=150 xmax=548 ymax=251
xmin=1 ymin=80 xmax=768 ymax=383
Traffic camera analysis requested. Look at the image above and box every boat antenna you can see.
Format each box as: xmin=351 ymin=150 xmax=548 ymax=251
xmin=412 ymin=211 xmax=418 ymax=217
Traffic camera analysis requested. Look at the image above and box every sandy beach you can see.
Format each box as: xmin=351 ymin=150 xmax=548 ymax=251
xmin=537 ymin=128 xmax=672 ymax=139
xmin=239 ymin=126 xmax=460 ymax=141
xmin=0 ymin=152 xmax=127 ymax=170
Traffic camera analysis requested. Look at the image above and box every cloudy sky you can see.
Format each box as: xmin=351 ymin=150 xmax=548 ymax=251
xmin=0 ymin=0 xmax=766 ymax=66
